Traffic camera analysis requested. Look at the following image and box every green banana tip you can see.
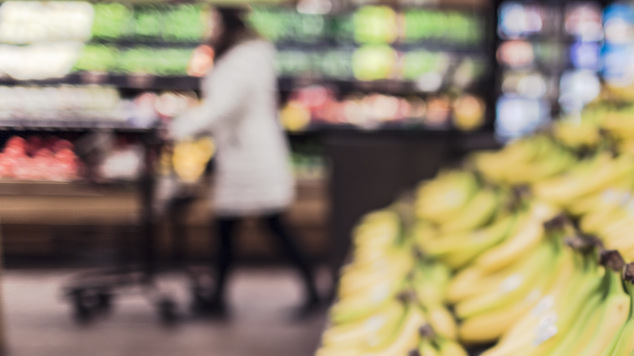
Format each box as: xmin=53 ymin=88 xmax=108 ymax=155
xmin=599 ymin=250 xmax=625 ymax=272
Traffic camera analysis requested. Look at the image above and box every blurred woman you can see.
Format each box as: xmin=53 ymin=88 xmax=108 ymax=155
xmin=168 ymin=6 xmax=320 ymax=317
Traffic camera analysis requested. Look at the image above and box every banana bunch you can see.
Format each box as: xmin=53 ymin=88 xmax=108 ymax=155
xmin=332 ymin=210 xmax=414 ymax=326
xmin=552 ymin=118 xmax=601 ymax=150
xmin=599 ymin=262 xmax=634 ymax=356
xmin=532 ymin=152 xmax=634 ymax=210
xmin=416 ymin=208 xmax=518 ymax=271
xmin=415 ymin=170 xmax=479 ymax=224
xmin=411 ymin=324 xmax=468 ymax=356
xmin=454 ymin=215 xmax=573 ymax=344
xmin=600 ymin=109 xmax=634 ymax=141
xmin=409 ymin=261 xmax=457 ymax=341
xmin=318 ymin=102 xmax=634 ymax=356
xmin=481 ymin=250 xmax=632 ymax=356
xmin=472 ymin=135 xmax=576 ymax=185
xmin=577 ymin=191 xmax=634 ymax=261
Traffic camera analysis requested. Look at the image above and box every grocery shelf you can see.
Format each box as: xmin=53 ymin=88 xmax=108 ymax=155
xmin=0 ymin=73 xmax=202 ymax=91
xmin=0 ymin=73 xmax=487 ymax=97
xmin=285 ymin=122 xmax=494 ymax=136
xmin=278 ymin=77 xmax=488 ymax=95
xmin=90 ymin=39 xmax=203 ymax=48
xmin=0 ymin=121 xmax=153 ymax=133
xmin=334 ymin=1 xmax=492 ymax=12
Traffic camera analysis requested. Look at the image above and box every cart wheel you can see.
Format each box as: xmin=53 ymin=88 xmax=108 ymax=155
xmin=158 ymin=298 xmax=178 ymax=324
xmin=96 ymin=291 xmax=113 ymax=313
xmin=70 ymin=291 xmax=94 ymax=323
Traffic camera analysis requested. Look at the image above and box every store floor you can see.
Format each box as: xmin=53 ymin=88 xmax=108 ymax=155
xmin=1 ymin=268 xmax=327 ymax=356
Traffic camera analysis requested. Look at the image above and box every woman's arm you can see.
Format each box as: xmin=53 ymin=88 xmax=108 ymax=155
xmin=168 ymin=46 xmax=254 ymax=141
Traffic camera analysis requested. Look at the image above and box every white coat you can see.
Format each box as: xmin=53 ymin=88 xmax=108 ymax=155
xmin=169 ymin=39 xmax=294 ymax=217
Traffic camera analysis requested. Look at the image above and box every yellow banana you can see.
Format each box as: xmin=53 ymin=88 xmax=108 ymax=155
xmin=321 ymin=299 xmax=406 ymax=349
xmin=534 ymin=154 xmax=634 ymax=206
xmin=416 ymin=339 xmax=440 ymax=356
xmin=426 ymin=305 xmax=457 ymax=340
xmin=455 ymin=241 xmax=556 ymax=319
xmin=361 ymin=304 xmax=427 ymax=356
xmin=438 ymin=188 xmax=499 ymax=234
xmin=600 ymin=263 xmax=634 ymax=356
xmin=458 ymin=248 xmax=572 ymax=344
xmin=415 ymin=171 xmax=478 ymax=223
xmin=330 ymin=278 xmax=407 ymax=325
xmin=436 ymin=338 xmax=468 ymax=356
xmin=578 ymin=253 xmax=630 ymax=356
xmin=437 ymin=213 xmax=519 ymax=270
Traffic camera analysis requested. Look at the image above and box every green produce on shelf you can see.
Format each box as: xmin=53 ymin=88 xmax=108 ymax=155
xmin=73 ymin=45 xmax=119 ymax=72
xmin=353 ymin=6 xmax=398 ymax=44
xmin=276 ymin=50 xmax=316 ymax=76
xmin=403 ymin=10 xmax=444 ymax=42
xmin=162 ymin=4 xmax=207 ymax=42
xmin=249 ymin=7 xmax=325 ymax=43
xmin=329 ymin=13 xmax=354 ymax=41
xmin=319 ymin=50 xmax=354 ymax=79
xmin=132 ymin=6 xmax=163 ymax=40
xmin=401 ymin=51 xmax=447 ymax=81
xmin=352 ymin=45 xmax=397 ymax=81
xmin=288 ymin=13 xmax=326 ymax=42
xmin=446 ymin=11 xmax=481 ymax=44
xmin=151 ymin=48 xmax=193 ymax=76
xmin=403 ymin=10 xmax=482 ymax=45
xmin=91 ymin=3 xmax=132 ymax=40
xmin=115 ymin=47 xmax=192 ymax=75
xmin=249 ymin=7 xmax=286 ymax=42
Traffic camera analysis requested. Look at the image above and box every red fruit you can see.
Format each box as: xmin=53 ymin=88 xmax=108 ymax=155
xmin=55 ymin=148 xmax=76 ymax=162
xmin=5 ymin=136 xmax=26 ymax=150
xmin=3 ymin=145 xmax=25 ymax=158
xmin=53 ymin=139 xmax=73 ymax=152
xmin=34 ymin=148 xmax=54 ymax=159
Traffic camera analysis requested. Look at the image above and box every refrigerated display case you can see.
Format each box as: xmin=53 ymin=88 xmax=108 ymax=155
xmin=494 ymin=0 xmax=605 ymax=141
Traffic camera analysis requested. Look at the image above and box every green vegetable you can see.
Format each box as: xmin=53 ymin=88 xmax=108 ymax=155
xmin=162 ymin=4 xmax=207 ymax=42
xmin=92 ymin=3 xmax=132 ymax=40
xmin=73 ymin=45 xmax=119 ymax=72
xmin=132 ymin=6 xmax=163 ymax=40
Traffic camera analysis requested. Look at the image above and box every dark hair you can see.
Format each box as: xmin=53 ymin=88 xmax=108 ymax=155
xmin=213 ymin=6 xmax=257 ymax=60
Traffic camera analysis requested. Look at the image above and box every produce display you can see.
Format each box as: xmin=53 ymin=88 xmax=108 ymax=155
xmin=318 ymin=105 xmax=634 ymax=355
xmin=248 ymin=6 xmax=326 ymax=44
xmin=0 ymin=136 xmax=80 ymax=181
xmin=0 ymin=1 xmax=208 ymax=81
xmin=0 ymin=0 xmax=488 ymax=132
xmin=0 ymin=1 xmax=94 ymax=44
xmin=496 ymin=1 xmax=604 ymax=140
xmin=0 ymin=85 xmax=197 ymax=129
xmin=280 ymin=86 xmax=485 ymax=131
xmin=268 ymin=5 xmax=487 ymax=82
xmin=253 ymin=4 xmax=488 ymax=130
xmin=602 ymin=2 xmax=634 ymax=100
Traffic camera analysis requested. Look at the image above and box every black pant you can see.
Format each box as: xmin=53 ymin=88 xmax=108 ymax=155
xmin=212 ymin=213 xmax=319 ymax=304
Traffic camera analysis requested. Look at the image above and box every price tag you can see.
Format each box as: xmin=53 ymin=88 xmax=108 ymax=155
xmin=127 ymin=74 xmax=155 ymax=89
xmin=80 ymin=71 xmax=109 ymax=85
